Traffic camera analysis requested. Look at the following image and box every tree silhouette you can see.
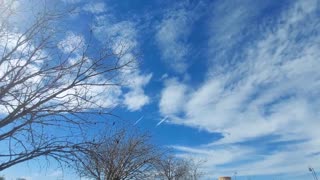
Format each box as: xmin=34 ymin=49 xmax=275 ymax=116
xmin=0 ymin=1 xmax=134 ymax=171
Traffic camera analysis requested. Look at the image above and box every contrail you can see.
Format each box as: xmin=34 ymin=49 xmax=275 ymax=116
xmin=156 ymin=116 xmax=168 ymax=127
xmin=134 ymin=116 xmax=144 ymax=125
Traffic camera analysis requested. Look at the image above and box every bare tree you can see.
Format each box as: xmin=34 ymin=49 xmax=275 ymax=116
xmin=73 ymin=128 xmax=161 ymax=180
xmin=155 ymin=156 xmax=204 ymax=180
xmin=0 ymin=1 xmax=134 ymax=171
xmin=187 ymin=158 xmax=205 ymax=180
xmin=155 ymin=156 xmax=189 ymax=180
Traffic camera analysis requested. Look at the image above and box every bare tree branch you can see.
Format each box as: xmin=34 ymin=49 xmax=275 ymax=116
xmin=73 ymin=128 xmax=162 ymax=180
xmin=0 ymin=1 xmax=136 ymax=171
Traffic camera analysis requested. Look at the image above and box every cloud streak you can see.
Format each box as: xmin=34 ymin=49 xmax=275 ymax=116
xmin=88 ymin=4 xmax=152 ymax=111
xmin=155 ymin=2 xmax=201 ymax=73
xmin=159 ymin=0 xmax=320 ymax=176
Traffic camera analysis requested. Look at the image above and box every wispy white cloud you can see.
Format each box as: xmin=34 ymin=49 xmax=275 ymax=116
xmin=174 ymin=140 xmax=320 ymax=177
xmin=48 ymin=170 xmax=63 ymax=177
xmin=92 ymin=12 xmax=152 ymax=111
xmin=159 ymin=78 xmax=187 ymax=116
xmin=83 ymin=2 xmax=106 ymax=14
xmin=93 ymin=16 xmax=137 ymax=54
xmin=207 ymin=0 xmax=274 ymax=68
xmin=123 ymin=73 xmax=152 ymax=111
xmin=56 ymin=32 xmax=123 ymax=110
xmin=60 ymin=0 xmax=82 ymax=4
xmin=159 ymin=0 xmax=320 ymax=176
xmin=58 ymin=32 xmax=85 ymax=53
xmin=155 ymin=4 xmax=194 ymax=73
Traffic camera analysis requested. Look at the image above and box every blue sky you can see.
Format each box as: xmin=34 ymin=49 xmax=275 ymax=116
xmin=1 ymin=0 xmax=320 ymax=179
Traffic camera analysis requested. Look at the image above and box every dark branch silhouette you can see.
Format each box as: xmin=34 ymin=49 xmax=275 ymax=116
xmin=0 ymin=1 xmax=134 ymax=171
xmin=73 ymin=128 xmax=161 ymax=180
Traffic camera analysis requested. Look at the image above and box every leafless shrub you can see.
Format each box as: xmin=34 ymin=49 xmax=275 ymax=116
xmin=73 ymin=128 xmax=162 ymax=180
xmin=154 ymin=155 xmax=204 ymax=180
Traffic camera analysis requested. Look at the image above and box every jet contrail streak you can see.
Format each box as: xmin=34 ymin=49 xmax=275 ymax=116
xmin=134 ymin=116 xmax=144 ymax=125
xmin=156 ymin=116 xmax=168 ymax=127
